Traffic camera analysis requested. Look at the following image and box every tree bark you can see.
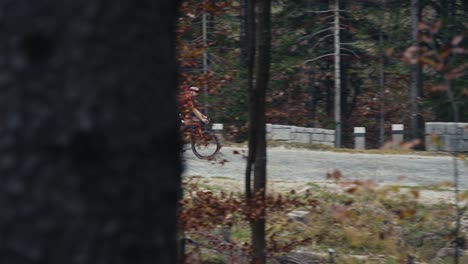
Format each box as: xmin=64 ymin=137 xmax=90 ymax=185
xmin=379 ymin=0 xmax=386 ymax=147
xmin=240 ymin=0 xmax=248 ymax=69
xmin=307 ymin=67 xmax=317 ymax=127
xmin=0 ymin=1 xmax=181 ymax=263
xmin=251 ymin=0 xmax=271 ymax=262
xmin=334 ymin=0 xmax=342 ymax=148
xmin=410 ymin=0 xmax=424 ymax=143
xmin=202 ymin=11 xmax=209 ymax=115
xmin=306 ymin=0 xmax=316 ymax=128
xmin=245 ymin=0 xmax=256 ymax=199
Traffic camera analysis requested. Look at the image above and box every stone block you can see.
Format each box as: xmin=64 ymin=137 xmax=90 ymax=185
xmin=392 ymin=124 xmax=404 ymax=132
xmin=354 ymin=127 xmax=366 ymax=134
xmin=355 ymin=137 xmax=365 ymax=150
xmin=464 ymin=127 xmax=468 ymax=140
xmin=271 ymin=127 xmax=291 ymax=141
xmin=425 ymin=123 xmax=433 ymax=135
xmin=266 ymin=132 xmax=273 ymax=140
xmin=320 ymin=142 xmax=335 ymax=147
xmin=441 ymin=135 xmax=458 ymax=152
xmin=354 ymin=127 xmax=366 ymax=150
xmin=424 ymin=122 xmax=468 ymax=152
xmin=431 ymin=123 xmax=445 ymax=135
xmin=272 ymin=124 xmax=291 ymax=129
xmin=324 ymin=129 xmax=335 ymax=135
xmin=425 ymin=122 xmax=439 ymax=134
xmin=289 ymin=130 xmax=296 ymax=141
xmin=292 ymin=133 xmax=310 ymax=144
xmin=287 ymin=210 xmax=310 ymax=223
xmin=324 ymin=134 xmax=335 ymax=142
xmin=391 ymin=124 xmax=404 ymax=149
xmin=456 ymin=123 xmax=468 ymax=136
xmin=445 ymin=122 xmax=458 ymax=135
xmin=425 ymin=135 xmax=440 ymax=151
xmin=266 ymin=124 xmax=273 ymax=133
xmin=392 ymin=134 xmax=404 ymax=149
xmin=314 ymin=128 xmax=326 ymax=134
xmin=438 ymin=135 xmax=448 ymax=152
xmin=212 ymin=123 xmax=224 ymax=131
xmin=460 ymin=140 xmax=468 ymax=152
xmin=311 ymin=133 xmax=325 ymax=141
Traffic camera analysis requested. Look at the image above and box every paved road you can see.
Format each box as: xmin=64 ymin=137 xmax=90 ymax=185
xmin=183 ymin=146 xmax=468 ymax=189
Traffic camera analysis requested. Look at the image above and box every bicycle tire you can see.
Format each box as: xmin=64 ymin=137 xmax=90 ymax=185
xmin=191 ymin=131 xmax=221 ymax=159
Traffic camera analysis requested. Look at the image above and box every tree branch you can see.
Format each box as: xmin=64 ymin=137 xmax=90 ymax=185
xmin=308 ymin=34 xmax=334 ymax=51
xmin=340 ymin=47 xmax=360 ymax=58
xmin=298 ymin=27 xmax=334 ymax=41
xmin=303 ymin=53 xmax=350 ymax=64
xmin=306 ymin=9 xmax=347 ymax=13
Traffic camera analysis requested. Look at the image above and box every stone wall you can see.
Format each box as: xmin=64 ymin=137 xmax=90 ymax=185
xmin=425 ymin=122 xmax=468 ymax=152
xmin=266 ymin=124 xmax=335 ymax=147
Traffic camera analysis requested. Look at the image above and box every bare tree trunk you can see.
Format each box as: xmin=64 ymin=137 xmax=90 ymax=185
xmin=308 ymin=67 xmax=317 ymax=127
xmin=306 ymin=0 xmax=316 ymax=128
xmin=202 ymin=11 xmax=209 ymax=116
xmin=450 ymin=0 xmax=456 ymax=26
xmin=245 ymin=0 xmax=256 ymax=199
xmin=251 ymin=0 xmax=271 ymax=262
xmin=0 ymin=1 xmax=181 ymax=263
xmin=410 ymin=0 xmax=423 ymax=143
xmin=334 ymin=0 xmax=342 ymax=148
xmin=462 ymin=0 xmax=468 ymax=14
xmin=378 ymin=0 xmax=386 ymax=147
xmin=445 ymin=80 xmax=460 ymax=122
xmin=326 ymin=79 xmax=333 ymax=119
xmin=240 ymin=0 xmax=248 ymax=69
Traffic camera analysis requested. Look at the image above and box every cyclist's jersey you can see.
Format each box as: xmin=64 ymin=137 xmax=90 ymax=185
xmin=178 ymin=85 xmax=195 ymax=121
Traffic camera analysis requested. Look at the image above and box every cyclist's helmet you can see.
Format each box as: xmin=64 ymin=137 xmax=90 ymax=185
xmin=189 ymin=86 xmax=199 ymax=96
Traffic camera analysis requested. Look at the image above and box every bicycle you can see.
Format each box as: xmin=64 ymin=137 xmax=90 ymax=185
xmin=182 ymin=121 xmax=221 ymax=159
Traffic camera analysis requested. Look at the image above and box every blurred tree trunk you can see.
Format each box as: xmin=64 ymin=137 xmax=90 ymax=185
xmin=307 ymin=67 xmax=317 ymax=127
xmin=244 ymin=0 xmax=256 ymax=199
xmin=0 ymin=1 xmax=181 ymax=264
xmin=251 ymin=0 xmax=271 ymax=263
xmin=339 ymin=0 xmax=353 ymax=147
xmin=378 ymin=0 xmax=386 ymax=147
xmin=409 ymin=0 xmax=424 ymax=143
xmin=240 ymin=0 xmax=248 ymax=70
xmin=306 ymin=0 xmax=316 ymax=127
xmin=333 ymin=0 xmax=342 ymax=148
xmin=463 ymin=0 xmax=468 ymax=13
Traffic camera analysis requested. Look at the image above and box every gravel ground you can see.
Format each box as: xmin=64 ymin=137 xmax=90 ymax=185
xmin=183 ymin=146 xmax=468 ymax=189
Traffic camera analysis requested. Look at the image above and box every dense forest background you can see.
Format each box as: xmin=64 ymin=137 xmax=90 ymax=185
xmin=177 ymin=0 xmax=468 ymax=148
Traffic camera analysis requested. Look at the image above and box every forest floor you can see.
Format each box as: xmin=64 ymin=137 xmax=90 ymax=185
xmin=190 ymin=176 xmax=456 ymax=205
xmin=182 ymin=143 xmax=468 ymax=263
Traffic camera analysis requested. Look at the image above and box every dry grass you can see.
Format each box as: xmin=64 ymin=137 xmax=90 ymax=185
xmin=182 ymin=176 xmax=466 ymax=263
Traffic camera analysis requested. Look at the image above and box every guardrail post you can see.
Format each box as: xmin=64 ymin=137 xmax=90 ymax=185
xmin=354 ymin=127 xmax=366 ymax=150
xmin=392 ymin=124 xmax=404 ymax=149
xmin=212 ymin=123 xmax=224 ymax=141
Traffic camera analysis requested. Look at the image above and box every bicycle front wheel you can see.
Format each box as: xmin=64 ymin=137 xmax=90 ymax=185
xmin=191 ymin=131 xmax=221 ymax=159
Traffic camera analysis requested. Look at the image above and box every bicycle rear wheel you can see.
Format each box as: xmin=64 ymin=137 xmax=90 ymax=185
xmin=191 ymin=131 xmax=221 ymax=159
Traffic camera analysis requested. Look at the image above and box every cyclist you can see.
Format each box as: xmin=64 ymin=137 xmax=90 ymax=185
xmin=178 ymin=84 xmax=220 ymax=158
xmin=179 ymin=84 xmax=208 ymax=125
